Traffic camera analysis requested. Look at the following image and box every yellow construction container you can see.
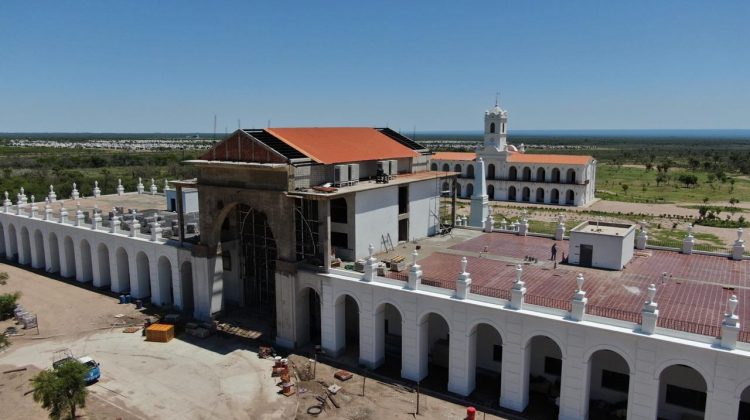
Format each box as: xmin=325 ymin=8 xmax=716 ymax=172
xmin=146 ymin=323 xmax=174 ymax=343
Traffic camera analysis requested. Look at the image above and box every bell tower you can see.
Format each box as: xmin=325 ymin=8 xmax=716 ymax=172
xmin=483 ymin=100 xmax=508 ymax=152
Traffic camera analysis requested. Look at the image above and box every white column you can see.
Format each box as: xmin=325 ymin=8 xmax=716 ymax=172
xmin=192 ymin=252 xmax=223 ymax=320
xmin=128 ymin=255 xmax=141 ymax=297
xmin=91 ymin=243 xmax=103 ymax=288
xmin=500 ymin=316 xmax=527 ymax=411
xmin=43 ymin=232 xmax=54 ymax=273
xmin=16 ymin=227 xmax=28 ymax=265
xmin=447 ymin=308 xmax=472 ymax=396
xmin=362 ymin=302 xmax=385 ymax=369
xmin=274 ymin=269 xmax=296 ymax=349
xmin=171 ymin=262 xmax=182 ymax=310
xmin=558 ymin=329 xmax=586 ymax=420
xmin=149 ymin=258 xmax=161 ymax=305
xmin=320 ymin=280 xmax=343 ymax=356
xmin=399 ymin=297 xmax=422 ymax=381
xmin=629 ymin=341 xmax=660 ymax=419
xmin=30 ymin=230 xmax=43 ymax=269
xmin=108 ymin=249 xmax=123 ymax=293
xmin=3 ymin=222 xmax=13 ymax=260
xmin=708 ymin=356 xmax=743 ymax=419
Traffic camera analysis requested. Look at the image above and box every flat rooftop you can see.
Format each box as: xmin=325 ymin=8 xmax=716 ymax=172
xmin=31 ymin=192 xmax=168 ymax=219
xmin=381 ymin=230 xmax=748 ymax=340
xmin=294 ymin=171 xmax=457 ymax=199
xmin=571 ymin=221 xmax=635 ymax=236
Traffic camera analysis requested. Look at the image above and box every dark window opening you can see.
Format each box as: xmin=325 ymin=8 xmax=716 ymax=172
xmin=222 ymin=250 xmax=232 ymax=271
xmin=331 ymin=198 xmax=347 ymax=224
xmin=331 ymin=232 xmax=348 ymax=249
xmin=222 ymin=217 xmax=230 ymax=231
xmin=398 ymin=186 xmax=408 ymax=214
xmin=665 ymin=384 xmax=706 ymax=412
xmin=601 ymin=370 xmax=629 ymax=393
xmin=385 ymin=319 xmax=389 ymax=334
xmin=493 ymin=345 xmax=503 ymax=362
xmin=544 ymin=357 xmax=562 ymax=376
xmin=490 ymin=122 xmax=496 ymax=133
xmin=398 ymin=219 xmax=408 ymax=242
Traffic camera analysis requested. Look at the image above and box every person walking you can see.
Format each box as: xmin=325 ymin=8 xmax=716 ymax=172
xmin=551 ymin=243 xmax=558 ymax=261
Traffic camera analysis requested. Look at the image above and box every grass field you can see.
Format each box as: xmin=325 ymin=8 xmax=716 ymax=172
xmin=595 ymin=165 xmax=750 ymax=204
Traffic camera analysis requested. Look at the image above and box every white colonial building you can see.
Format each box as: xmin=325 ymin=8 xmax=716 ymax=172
xmin=431 ymin=104 xmax=597 ymax=206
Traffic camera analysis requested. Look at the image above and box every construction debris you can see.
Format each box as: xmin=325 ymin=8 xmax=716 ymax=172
xmin=327 ymin=384 xmax=341 ymax=395
xmin=334 ymin=370 xmax=353 ymax=381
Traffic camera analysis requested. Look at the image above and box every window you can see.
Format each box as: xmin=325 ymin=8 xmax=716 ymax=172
xmin=222 ymin=250 xmax=231 ymax=271
xmin=544 ymin=357 xmax=562 ymax=376
xmin=398 ymin=186 xmax=408 ymax=214
xmin=490 ymin=122 xmax=496 ymax=133
xmin=331 ymin=232 xmax=348 ymax=249
xmin=330 ymin=198 xmax=347 ymax=224
xmin=601 ymin=370 xmax=629 ymax=393
xmin=665 ymin=384 xmax=706 ymax=412
xmin=493 ymin=345 xmax=503 ymax=362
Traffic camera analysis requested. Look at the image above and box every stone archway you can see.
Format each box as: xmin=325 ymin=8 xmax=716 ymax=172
xmin=658 ymin=364 xmax=707 ymax=419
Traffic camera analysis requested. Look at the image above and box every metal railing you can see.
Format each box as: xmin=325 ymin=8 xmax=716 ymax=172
xmin=525 ymin=294 xmax=571 ymax=311
xmin=657 ymin=317 xmax=721 ymax=338
xmin=470 ymin=285 xmax=511 ymax=301
xmin=739 ymin=330 xmax=750 ymax=343
xmin=587 ymin=305 xmax=642 ymax=324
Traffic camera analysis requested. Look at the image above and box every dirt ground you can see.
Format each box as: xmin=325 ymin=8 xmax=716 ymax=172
xmin=0 ymin=264 xmax=510 ymax=420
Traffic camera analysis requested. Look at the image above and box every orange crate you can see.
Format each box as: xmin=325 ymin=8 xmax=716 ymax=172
xmin=146 ymin=323 xmax=174 ymax=343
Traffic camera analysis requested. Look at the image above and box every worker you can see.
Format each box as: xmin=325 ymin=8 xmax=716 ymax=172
xmin=551 ymin=243 xmax=558 ymax=261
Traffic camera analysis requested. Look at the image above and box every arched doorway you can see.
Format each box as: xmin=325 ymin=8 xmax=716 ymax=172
xmin=566 ymin=190 xmax=575 ymax=205
xmin=468 ymin=323 xmax=503 ymax=404
xmin=551 ymin=189 xmax=560 ymax=204
xmin=79 ymin=239 xmax=93 ymax=283
xmin=442 ymin=163 xmax=450 ymax=172
xmin=334 ymin=294 xmax=360 ymax=361
xmin=522 ymin=167 xmax=531 ymax=181
xmin=587 ymin=350 xmax=630 ymax=419
xmin=467 ymin=165 xmax=475 ymax=179
xmin=455 ymin=183 xmax=462 ymax=198
xmin=236 ymin=205 xmax=278 ymax=315
xmin=7 ymin=224 xmax=17 ymax=261
xmin=508 ymin=186 xmax=517 ymax=201
xmin=157 ymin=256 xmax=173 ymax=306
xmin=487 ymin=164 xmax=495 ymax=180
xmin=536 ymin=167 xmax=546 ymax=182
xmin=19 ymin=227 xmax=31 ymax=265
xmin=552 ymin=168 xmax=561 ymax=183
xmin=430 ymin=162 xmax=438 ymax=171
xmin=135 ymin=251 xmax=151 ymax=298
xmin=419 ymin=312 xmax=451 ymax=390
xmin=536 ymin=188 xmax=545 ymax=203
xmin=32 ymin=229 xmax=45 ymax=269
xmin=96 ymin=243 xmax=111 ymax=287
xmin=739 ymin=384 xmax=750 ymax=419
xmin=63 ymin=236 xmax=75 ymax=278
xmin=454 ymin=164 xmax=462 ymax=175
xmin=441 ymin=182 xmax=450 ymax=195
xmin=522 ymin=187 xmax=531 ymax=202
xmin=115 ymin=247 xmax=130 ymax=293
xmin=488 ymin=185 xmax=495 ymax=200
xmin=297 ymin=287 xmax=321 ymax=347
xmin=466 ymin=183 xmax=474 ymax=198
xmin=509 ymin=167 xmax=518 ymax=181
xmin=180 ymin=261 xmax=194 ymax=312
xmin=658 ymin=364 xmax=707 ymax=419
xmin=524 ymin=336 xmax=563 ymax=417
xmin=567 ymin=169 xmax=576 ymax=184
xmin=47 ymin=232 xmax=60 ymax=273
xmin=374 ymin=302 xmax=403 ymax=376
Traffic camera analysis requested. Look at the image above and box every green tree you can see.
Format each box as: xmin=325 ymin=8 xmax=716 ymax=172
xmin=0 ymin=291 xmax=20 ymax=318
xmin=621 ymin=184 xmax=629 ymax=194
xmin=656 ymin=172 xmax=669 ymax=186
xmin=31 ymin=360 xmax=89 ymax=420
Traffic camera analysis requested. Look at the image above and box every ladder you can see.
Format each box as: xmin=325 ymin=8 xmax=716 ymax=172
xmin=381 ymin=233 xmax=395 ymax=252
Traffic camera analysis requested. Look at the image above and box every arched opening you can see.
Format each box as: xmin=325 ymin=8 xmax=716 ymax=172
xmin=157 ymin=256 xmax=173 ymax=306
xmin=63 ymin=236 xmax=76 ymax=278
xmin=522 ymin=167 xmax=531 ymax=181
xmin=551 ymin=189 xmax=560 ymax=204
xmin=536 ymin=167 xmax=546 ymax=182
xmin=97 ymin=243 xmax=111 ymax=287
xmin=739 ymin=384 xmax=750 ymax=419
xmin=488 ymin=185 xmax=495 ymax=200
xmin=79 ymin=239 xmax=93 ymax=283
xmin=19 ymin=227 xmax=31 ymax=265
xmin=468 ymin=323 xmax=503 ymax=404
xmin=487 ymin=164 xmax=495 ymax=180
xmin=455 ymin=183 xmax=462 ymax=198
xmin=6 ymin=224 xmax=17 ymax=261
xmin=235 ymin=205 xmax=277 ymax=315
xmin=552 ymin=168 xmax=561 ymax=183
xmin=297 ymin=287 xmax=321 ymax=347
xmin=508 ymin=186 xmax=517 ymax=201
xmin=536 ymin=188 xmax=545 ymax=203
xmin=567 ymin=169 xmax=576 ymax=184
xmin=454 ymin=164 xmax=462 ymax=175
xmin=180 ymin=261 xmax=194 ymax=312
xmin=658 ymin=364 xmax=707 ymax=419
xmin=467 ymin=165 xmax=475 ymax=179
xmin=466 ymin=183 xmax=474 ymax=198
xmin=0 ymin=223 xmax=6 ymax=258
xmin=587 ymin=350 xmax=630 ymax=419
xmin=490 ymin=122 xmax=496 ymax=133
xmin=47 ymin=232 xmax=60 ymax=273
xmin=419 ymin=312 xmax=450 ymax=390
xmin=509 ymin=166 xmax=518 ymax=181
xmin=115 ymin=247 xmax=130 ymax=293
xmin=441 ymin=182 xmax=450 ymax=195
xmin=430 ymin=162 xmax=438 ymax=171
xmin=442 ymin=163 xmax=450 ymax=172
xmin=135 ymin=251 xmax=151 ymax=299
xmin=32 ymin=230 xmax=45 ymax=269
xmin=524 ymin=336 xmax=563 ymax=418
xmin=522 ymin=187 xmax=531 ymax=202
xmin=333 ymin=294 xmax=360 ymax=362
xmin=374 ymin=302 xmax=403 ymax=377
xmin=566 ymin=189 xmax=575 ymax=205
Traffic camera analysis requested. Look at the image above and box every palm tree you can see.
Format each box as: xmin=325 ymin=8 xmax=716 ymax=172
xmin=31 ymin=360 xmax=88 ymax=420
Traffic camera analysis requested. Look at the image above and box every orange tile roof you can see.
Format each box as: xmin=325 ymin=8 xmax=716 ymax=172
xmin=265 ymin=127 xmax=419 ymax=164
xmin=432 ymin=152 xmax=476 ymax=161
xmin=508 ymin=152 xmax=593 ymax=165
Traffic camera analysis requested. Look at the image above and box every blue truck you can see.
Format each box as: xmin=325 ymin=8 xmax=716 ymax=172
xmin=52 ymin=349 xmax=101 ymax=384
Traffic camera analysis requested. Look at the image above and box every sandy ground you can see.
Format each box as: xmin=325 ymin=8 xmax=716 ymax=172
xmin=0 ymin=264 xmax=511 ymax=420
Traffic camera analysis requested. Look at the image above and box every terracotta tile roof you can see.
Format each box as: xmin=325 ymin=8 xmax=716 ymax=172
xmin=508 ymin=152 xmax=593 ymax=165
xmin=265 ymin=127 xmax=419 ymax=164
xmin=431 ymin=152 xmax=476 ymax=161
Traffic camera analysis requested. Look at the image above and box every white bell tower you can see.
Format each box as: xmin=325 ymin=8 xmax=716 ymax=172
xmin=483 ymin=100 xmax=508 ymax=152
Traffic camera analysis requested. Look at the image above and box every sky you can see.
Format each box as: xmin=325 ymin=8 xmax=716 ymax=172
xmin=0 ymin=1 xmax=748 ymax=132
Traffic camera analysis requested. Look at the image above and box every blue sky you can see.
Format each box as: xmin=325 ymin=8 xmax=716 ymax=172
xmin=1 ymin=1 xmax=748 ymax=132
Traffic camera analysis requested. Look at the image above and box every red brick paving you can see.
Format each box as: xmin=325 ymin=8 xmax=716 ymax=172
xmin=405 ymin=232 xmax=749 ymax=339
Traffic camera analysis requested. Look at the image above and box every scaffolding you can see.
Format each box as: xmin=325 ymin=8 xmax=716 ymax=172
xmin=294 ymin=199 xmax=322 ymax=265
xmin=236 ymin=205 xmax=277 ymax=318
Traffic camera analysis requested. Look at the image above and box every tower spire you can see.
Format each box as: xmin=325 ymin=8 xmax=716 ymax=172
xmin=495 ymin=91 xmax=500 ymax=107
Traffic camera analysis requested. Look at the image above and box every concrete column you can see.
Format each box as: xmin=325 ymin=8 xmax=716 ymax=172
xmin=320 ymin=280 xmax=342 ymax=356
xmin=59 ymin=241 xmax=74 ymax=278
xmin=559 ymin=329 xmax=586 ymax=420
xmin=16 ymin=227 xmax=28 ymax=265
xmin=399 ymin=298 xmax=422 ymax=381
xmin=320 ymin=200 xmax=331 ymax=272
xmin=447 ymin=308 xmax=473 ymax=396
xmin=128 ymin=255 xmax=143 ymax=298
xmin=108 ymin=249 xmax=123 ymax=293
xmin=29 ymin=231 xmax=43 ymax=269
xmin=500 ymin=316 xmax=527 ymax=412
xmin=274 ymin=267 xmax=297 ymax=349
xmin=361 ymin=302 xmax=385 ymax=369
xmin=148 ymin=258 xmax=161 ymax=305
xmin=75 ymin=243 xmax=86 ymax=283
xmin=191 ymin=248 xmax=223 ymax=320
xmin=708 ymin=355 xmax=743 ymax=419
xmin=3 ymin=222 xmax=13 ymax=260
xmin=91 ymin=244 xmax=103 ymax=288
xmin=469 ymin=156 xmax=489 ymax=227
xmin=171 ymin=263 xmax=182 ymax=310
xmin=43 ymin=232 xmax=54 ymax=273
xmin=629 ymin=341 xmax=660 ymax=419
